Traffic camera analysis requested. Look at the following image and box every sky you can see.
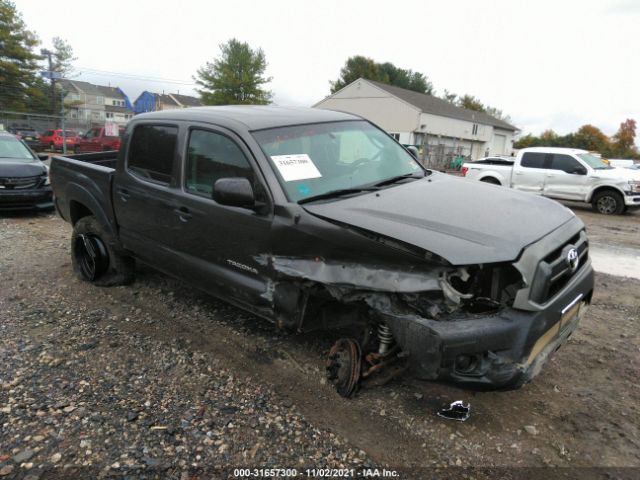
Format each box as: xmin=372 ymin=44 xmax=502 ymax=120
xmin=13 ymin=0 xmax=640 ymax=139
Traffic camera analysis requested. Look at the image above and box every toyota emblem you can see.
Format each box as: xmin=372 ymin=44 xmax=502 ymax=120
xmin=566 ymin=248 xmax=579 ymax=273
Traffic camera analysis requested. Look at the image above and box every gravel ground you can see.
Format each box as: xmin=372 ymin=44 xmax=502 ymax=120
xmin=1 ymin=210 xmax=639 ymax=480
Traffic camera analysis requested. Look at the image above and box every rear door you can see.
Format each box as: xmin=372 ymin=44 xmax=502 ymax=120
xmin=512 ymin=152 xmax=550 ymax=193
xmin=168 ymin=125 xmax=273 ymax=310
xmin=113 ymin=122 xmax=184 ymax=277
xmin=543 ymin=153 xmax=590 ymax=200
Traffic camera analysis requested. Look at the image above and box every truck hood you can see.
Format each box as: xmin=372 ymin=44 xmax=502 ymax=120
xmin=303 ymin=173 xmax=576 ymax=265
xmin=0 ymin=159 xmax=46 ymax=177
xmin=594 ymin=167 xmax=640 ymax=181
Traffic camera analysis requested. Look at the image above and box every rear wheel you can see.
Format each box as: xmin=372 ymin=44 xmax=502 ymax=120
xmin=480 ymin=177 xmax=501 ymax=185
xmin=71 ymin=215 xmax=135 ymax=286
xmin=592 ymin=190 xmax=624 ymax=215
xmin=74 ymin=145 xmax=80 ymax=154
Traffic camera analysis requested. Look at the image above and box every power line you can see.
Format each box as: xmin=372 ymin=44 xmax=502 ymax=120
xmin=73 ymin=67 xmax=198 ymax=86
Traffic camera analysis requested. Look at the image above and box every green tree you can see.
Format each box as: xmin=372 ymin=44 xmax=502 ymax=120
xmin=378 ymin=62 xmax=434 ymax=95
xmin=51 ymin=36 xmax=76 ymax=77
xmin=330 ymin=56 xmax=384 ymax=93
xmin=0 ymin=0 xmax=42 ymax=112
xmin=457 ymin=94 xmax=485 ymax=112
xmin=330 ymin=56 xmax=433 ymax=94
xmin=194 ymin=39 xmax=272 ymax=105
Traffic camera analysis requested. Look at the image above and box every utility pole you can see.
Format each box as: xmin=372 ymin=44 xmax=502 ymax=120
xmin=60 ymin=89 xmax=67 ymax=155
xmin=40 ymin=48 xmax=56 ymax=125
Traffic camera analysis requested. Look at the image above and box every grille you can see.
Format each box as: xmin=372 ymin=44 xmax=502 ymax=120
xmin=529 ymin=230 xmax=589 ymax=304
xmin=0 ymin=176 xmax=42 ymax=190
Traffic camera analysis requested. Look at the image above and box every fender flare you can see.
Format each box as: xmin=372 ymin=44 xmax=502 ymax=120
xmin=64 ymin=182 xmax=117 ymax=238
xmin=586 ymin=185 xmax=626 ymax=203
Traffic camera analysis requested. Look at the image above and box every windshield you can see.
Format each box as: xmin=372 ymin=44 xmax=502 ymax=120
xmin=252 ymin=120 xmax=425 ymax=202
xmin=0 ymin=135 xmax=36 ymax=161
xmin=577 ymin=153 xmax=612 ymax=170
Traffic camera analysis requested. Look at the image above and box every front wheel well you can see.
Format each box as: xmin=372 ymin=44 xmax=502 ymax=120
xmin=69 ymin=200 xmax=94 ymax=225
xmin=588 ymin=186 xmax=624 ymax=203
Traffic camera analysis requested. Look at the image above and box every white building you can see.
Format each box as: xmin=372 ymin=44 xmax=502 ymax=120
xmin=313 ymin=78 xmax=518 ymax=163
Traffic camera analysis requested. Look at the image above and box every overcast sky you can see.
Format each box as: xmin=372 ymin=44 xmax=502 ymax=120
xmin=15 ymin=0 xmax=640 ymax=139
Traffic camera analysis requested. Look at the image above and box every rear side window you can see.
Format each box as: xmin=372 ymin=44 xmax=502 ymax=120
xmin=185 ymin=129 xmax=255 ymax=197
xmin=128 ymin=125 xmax=178 ymax=185
xmin=521 ymin=152 xmax=547 ymax=169
xmin=550 ymin=154 xmax=580 ymax=173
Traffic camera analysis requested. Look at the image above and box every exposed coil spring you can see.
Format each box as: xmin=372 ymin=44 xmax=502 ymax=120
xmin=377 ymin=323 xmax=393 ymax=355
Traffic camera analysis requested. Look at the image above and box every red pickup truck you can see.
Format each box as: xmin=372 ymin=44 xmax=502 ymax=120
xmin=75 ymin=126 xmax=125 ymax=153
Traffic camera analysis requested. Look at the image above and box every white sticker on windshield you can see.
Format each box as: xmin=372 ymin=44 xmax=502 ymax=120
xmin=271 ymin=154 xmax=322 ymax=182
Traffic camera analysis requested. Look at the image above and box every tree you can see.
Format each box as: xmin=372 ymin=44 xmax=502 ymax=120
xmin=457 ymin=94 xmax=485 ymax=112
xmin=51 ymin=36 xmax=76 ymax=77
xmin=378 ymin=62 xmax=434 ymax=95
xmin=330 ymin=56 xmax=433 ymax=94
xmin=194 ymin=39 xmax=272 ymax=105
xmin=330 ymin=56 xmax=384 ymax=93
xmin=573 ymin=124 xmax=611 ymax=153
xmin=0 ymin=0 xmax=42 ymax=112
xmin=611 ymin=119 xmax=638 ymax=158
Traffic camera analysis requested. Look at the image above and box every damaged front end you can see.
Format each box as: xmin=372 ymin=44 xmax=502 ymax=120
xmin=264 ymin=226 xmax=593 ymax=396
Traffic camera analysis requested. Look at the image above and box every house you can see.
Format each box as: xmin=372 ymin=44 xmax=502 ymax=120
xmin=313 ymin=78 xmax=519 ymax=165
xmin=133 ymin=91 xmax=202 ymax=114
xmin=58 ymin=79 xmax=134 ymax=129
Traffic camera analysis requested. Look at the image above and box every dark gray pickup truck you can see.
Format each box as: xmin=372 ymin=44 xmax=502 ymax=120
xmin=50 ymin=106 xmax=594 ymax=397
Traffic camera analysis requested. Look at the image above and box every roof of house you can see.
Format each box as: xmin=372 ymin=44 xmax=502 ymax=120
xmin=156 ymin=93 xmax=179 ymax=106
xmin=354 ymin=79 xmax=518 ymax=131
xmin=171 ymin=93 xmax=202 ymax=107
xmin=58 ymin=79 xmax=126 ymax=99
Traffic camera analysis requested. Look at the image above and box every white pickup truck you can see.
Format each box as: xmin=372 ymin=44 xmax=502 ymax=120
xmin=461 ymin=147 xmax=640 ymax=214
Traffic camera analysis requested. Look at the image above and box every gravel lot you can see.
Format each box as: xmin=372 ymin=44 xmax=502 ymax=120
xmin=1 ymin=208 xmax=639 ymax=479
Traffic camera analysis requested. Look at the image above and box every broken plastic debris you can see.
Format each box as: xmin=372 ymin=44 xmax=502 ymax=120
xmin=437 ymin=400 xmax=471 ymax=422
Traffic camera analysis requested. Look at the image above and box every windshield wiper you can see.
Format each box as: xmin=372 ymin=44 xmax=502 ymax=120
xmin=373 ymin=172 xmax=424 ymax=188
xmin=298 ymin=187 xmax=377 ymax=204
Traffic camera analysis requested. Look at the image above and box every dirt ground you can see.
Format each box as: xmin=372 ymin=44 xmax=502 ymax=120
xmin=1 ymin=207 xmax=639 ymax=479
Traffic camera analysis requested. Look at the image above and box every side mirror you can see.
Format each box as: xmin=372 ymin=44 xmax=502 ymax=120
xmin=406 ymin=145 xmax=419 ymax=159
xmin=571 ymin=166 xmax=587 ymax=175
xmin=212 ymin=177 xmax=255 ymax=208
xmin=37 ymin=154 xmax=49 ymax=161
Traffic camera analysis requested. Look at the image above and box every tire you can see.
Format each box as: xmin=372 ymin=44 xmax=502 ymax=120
xmin=480 ymin=177 xmax=501 ymax=185
xmin=71 ymin=215 xmax=135 ymax=286
xmin=74 ymin=145 xmax=80 ymax=154
xmin=592 ymin=190 xmax=624 ymax=215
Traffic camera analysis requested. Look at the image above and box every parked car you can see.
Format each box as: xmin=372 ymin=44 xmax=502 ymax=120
xmin=461 ymin=147 xmax=640 ymax=214
xmin=50 ymin=107 xmax=594 ymax=397
xmin=75 ymin=126 xmax=125 ymax=153
xmin=39 ymin=129 xmax=79 ymax=151
xmin=0 ymin=131 xmax=53 ymax=211
xmin=8 ymin=126 xmax=41 ymax=151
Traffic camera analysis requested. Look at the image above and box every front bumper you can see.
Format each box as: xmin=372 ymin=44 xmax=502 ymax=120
xmin=380 ymin=260 xmax=594 ymax=390
xmin=0 ymin=186 xmax=54 ymax=211
xmin=624 ymin=193 xmax=640 ymax=208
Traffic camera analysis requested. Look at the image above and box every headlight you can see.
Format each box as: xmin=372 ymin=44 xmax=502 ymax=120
xmin=43 ymin=166 xmax=50 ymax=186
xmin=628 ymin=181 xmax=640 ymax=194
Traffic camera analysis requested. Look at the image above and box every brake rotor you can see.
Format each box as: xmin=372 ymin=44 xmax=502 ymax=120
xmin=326 ymin=338 xmax=362 ymax=398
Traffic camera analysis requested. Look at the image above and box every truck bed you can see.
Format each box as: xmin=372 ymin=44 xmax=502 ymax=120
xmin=50 ymin=151 xmax=119 ymax=227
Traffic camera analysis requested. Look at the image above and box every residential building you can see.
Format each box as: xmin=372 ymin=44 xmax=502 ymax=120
xmin=58 ymin=79 xmax=134 ymax=130
xmin=313 ymin=78 xmax=519 ymax=166
xmin=133 ymin=91 xmax=202 ymax=114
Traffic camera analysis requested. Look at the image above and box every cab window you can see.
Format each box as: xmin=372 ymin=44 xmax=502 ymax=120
xmin=185 ymin=129 xmax=256 ymax=198
xmin=128 ymin=124 xmax=178 ymax=185
xmin=521 ymin=152 xmax=548 ymax=169
xmin=550 ymin=154 xmax=582 ymax=173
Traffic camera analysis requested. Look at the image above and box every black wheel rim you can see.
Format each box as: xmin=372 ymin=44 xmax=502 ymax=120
xmin=74 ymin=234 xmax=109 ymax=280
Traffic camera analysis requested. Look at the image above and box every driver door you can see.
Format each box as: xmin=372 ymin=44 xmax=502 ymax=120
xmin=543 ymin=154 xmax=590 ymax=200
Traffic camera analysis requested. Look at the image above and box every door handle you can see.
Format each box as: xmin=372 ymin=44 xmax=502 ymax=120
xmin=117 ymin=188 xmax=130 ymax=201
xmin=173 ymin=206 xmax=192 ymax=222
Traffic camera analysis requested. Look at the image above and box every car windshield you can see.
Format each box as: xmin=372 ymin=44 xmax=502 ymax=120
xmin=577 ymin=153 xmax=612 ymax=170
xmin=252 ymin=120 xmax=425 ymax=202
xmin=0 ymin=135 xmax=36 ymax=161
